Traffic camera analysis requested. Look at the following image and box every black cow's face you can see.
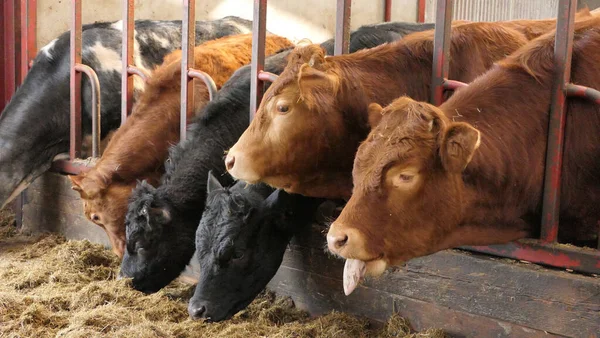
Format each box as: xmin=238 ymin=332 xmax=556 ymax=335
xmin=188 ymin=172 xmax=320 ymax=322
xmin=119 ymin=180 xmax=196 ymax=293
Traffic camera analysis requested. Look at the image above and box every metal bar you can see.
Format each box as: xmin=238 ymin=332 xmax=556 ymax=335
xmin=188 ymin=69 xmax=217 ymax=102
xmin=51 ymin=159 xmax=93 ymax=175
xmin=0 ymin=2 xmax=5 ymax=111
xmin=384 ymin=0 xmax=392 ymax=22
xmin=4 ymin=0 xmax=17 ymax=107
xmin=127 ymin=65 xmax=148 ymax=82
xmin=443 ymin=79 xmax=468 ymax=91
xmin=69 ymin=0 xmax=82 ymax=159
xmin=180 ymin=0 xmax=196 ymax=142
xmin=250 ymin=0 xmax=267 ymax=121
xmin=540 ymin=0 xmax=577 ymax=243
xmin=27 ymin=0 xmax=36 ymax=67
xmin=74 ymin=63 xmax=101 ymax=158
xmin=121 ymin=0 xmax=134 ymax=125
xmin=461 ymin=240 xmax=600 ymax=275
xmin=565 ymin=83 xmax=600 ymax=104
xmin=430 ymin=0 xmax=453 ymax=106
xmin=257 ymin=70 xmax=279 ymax=83
xmin=334 ymin=0 xmax=351 ymax=56
xmin=418 ymin=0 xmax=426 ymax=23
xmin=19 ymin=0 xmax=28 ymax=83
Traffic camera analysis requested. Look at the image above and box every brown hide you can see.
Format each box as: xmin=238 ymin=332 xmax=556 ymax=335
xmin=225 ymin=20 xmax=559 ymax=200
xmin=327 ymin=16 xmax=600 ymax=277
xmin=69 ymin=34 xmax=294 ymax=258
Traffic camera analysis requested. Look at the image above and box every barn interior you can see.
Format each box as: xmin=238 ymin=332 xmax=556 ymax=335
xmin=1 ymin=1 xmax=599 ymax=337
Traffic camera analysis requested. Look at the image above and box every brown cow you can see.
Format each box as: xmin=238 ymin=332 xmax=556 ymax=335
xmin=68 ymin=33 xmax=294 ymax=258
xmin=327 ymin=16 xmax=600 ymax=295
xmin=224 ymin=17 xmax=588 ymax=200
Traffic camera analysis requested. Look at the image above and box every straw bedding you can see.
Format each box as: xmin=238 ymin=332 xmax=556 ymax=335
xmin=0 ymin=211 xmax=445 ymax=338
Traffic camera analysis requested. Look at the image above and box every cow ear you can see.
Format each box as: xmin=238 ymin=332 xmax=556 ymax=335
xmin=367 ymin=103 xmax=384 ymax=128
xmin=440 ymin=122 xmax=481 ymax=173
xmin=149 ymin=207 xmax=171 ymax=225
xmin=69 ymin=175 xmax=84 ymax=193
xmin=207 ymin=170 xmax=223 ymax=193
xmin=297 ymin=64 xmax=338 ymax=110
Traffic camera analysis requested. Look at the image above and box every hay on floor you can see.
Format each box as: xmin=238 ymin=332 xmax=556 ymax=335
xmin=0 ymin=211 xmax=446 ymax=338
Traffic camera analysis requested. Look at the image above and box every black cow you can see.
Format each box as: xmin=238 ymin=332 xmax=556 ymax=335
xmin=187 ymin=172 xmax=323 ymax=322
xmin=0 ymin=17 xmax=253 ymax=209
xmin=119 ymin=21 xmax=436 ymax=293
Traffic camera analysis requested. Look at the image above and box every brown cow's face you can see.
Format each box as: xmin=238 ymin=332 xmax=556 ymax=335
xmin=225 ymin=44 xmax=353 ymax=198
xmin=70 ymin=175 xmax=134 ymax=258
xmin=326 ymin=97 xmax=481 ymax=294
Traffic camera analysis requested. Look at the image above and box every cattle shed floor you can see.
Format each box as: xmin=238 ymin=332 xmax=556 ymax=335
xmin=18 ymin=172 xmax=600 ymax=338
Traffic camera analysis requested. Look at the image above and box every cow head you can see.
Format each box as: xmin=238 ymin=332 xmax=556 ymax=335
xmin=326 ymin=96 xmax=484 ymax=295
xmin=119 ymin=180 xmax=196 ymax=293
xmin=225 ymin=44 xmax=361 ymax=199
xmin=188 ymin=172 xmax=320 ymax=322
xmin=69 ymin=174 xmax=132 ymax=258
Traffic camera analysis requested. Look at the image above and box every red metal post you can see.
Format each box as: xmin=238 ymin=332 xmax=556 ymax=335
xmin=540 ymin=0 xmax=577 ymax=243
xmin=4 ymin=1 xmax=17 ymax=107
xmin=70 ymin=0 xmax=82 ymax=159
xmin=334 ymin=0 xmax=351 ymax=56
xmin=27 ymin=0 xmax=36 ymax=67
xmin=121 ymin=0 xmax=135 ymax=125
xmin=19 ymin=0 xmax=28 ymax=83
xmin=250 ymin=0 xmax=267 ymax=121
xmin=0 ymin=2 xmax=5 ymax=110
xmin=430 ymin=0 xmax=453 ymax=106
xmin=180 ymin=0 xmax=196 ymax=142
xmin=418 ymin=0 xmax=426 ymax=23
xmin=384 ymin=0 xmax=392 ymax=22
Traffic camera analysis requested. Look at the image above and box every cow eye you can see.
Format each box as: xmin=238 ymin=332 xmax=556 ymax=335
xmin=91 ymin=213 xmax=100 ymax=222
xmin=399 ymin=174 xmax=413 ymax=182
xmin=276 ymin=104 xmax=290 ymax=114
xmin=232 ymin=251 xmax=245 ymax=260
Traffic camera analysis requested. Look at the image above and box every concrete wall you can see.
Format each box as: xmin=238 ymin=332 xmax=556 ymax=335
xmin=36 ymin=0 xmax=419 ymax=50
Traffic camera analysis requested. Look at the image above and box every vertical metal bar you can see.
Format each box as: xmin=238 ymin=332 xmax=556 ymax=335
xmin=0 ymin=2 xmax=5 ymax=111
xmin=430 ymin=0 xmax=453 ymax=106
xmin=334 ymin=0 xmax=351 ymax=56
xmin=4 ymin=0 xmax=17 ymax=106
xmin=27 ymin=0 xmax=36 ymax=68
xmin=540 ymin=0 xmax=577 ymax=243
xmin=384 ymin=0 xmax=392 ymax=22
xmin=250 ymin=0 xmax=267 ymax=121
xmin=418 ymin=0 xmax=426 ymax=22
xmin=70 ymin=0 xmax=82 ymax=159
xmin=121 ymin=0 xmax=134 ymax=125
xmin=180 ymin=0 xmax=196 ymax=142
xmin=19 ymin=0 xmax=28 ymax=83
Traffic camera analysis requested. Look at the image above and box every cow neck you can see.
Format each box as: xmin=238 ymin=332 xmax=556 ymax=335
xmin=439 ymin=65 xmax=553 ymax=227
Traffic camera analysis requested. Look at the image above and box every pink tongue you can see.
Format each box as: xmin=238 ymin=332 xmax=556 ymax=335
xmin=343 ymin=259 xmax=366 ymax=296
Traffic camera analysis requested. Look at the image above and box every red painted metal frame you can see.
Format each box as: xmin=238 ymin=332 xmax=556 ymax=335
xmin=4 ymin=1 xmax=17 ymax=108
xmin=540 ymin=0 xmax=578 ymax=243
xmin=121 ymin=0 xmax=135 ymax=125
xmin=250 ymin=0 xmax=267 ymax=121
xmin=180 ymin=0 xmax=196 ymax=142
xmin=69 ymin=0 xmax=83 ymax=160
xmin=430 ymin=0 xmax=453 ymax=106
xmin=384 ymin=0 xmax=392 ymax=22
xmin=0 ymin=3 xmax=4 ymax=111
xmin=417 ymin=0 xmax=426 ymax=23
xmin=429 ymin=0 xmax=600 ymax=274
xmin=334 ymin=0 xmax=351 ymax=56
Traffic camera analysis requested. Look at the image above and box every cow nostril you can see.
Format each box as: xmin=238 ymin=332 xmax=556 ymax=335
xmin=328 ymin=234 xmax=349 ymax=250
xmin=189 ymin=305 xmax=206 ymax=319
xmin=225 ymin=155 xmax=235 ymax=171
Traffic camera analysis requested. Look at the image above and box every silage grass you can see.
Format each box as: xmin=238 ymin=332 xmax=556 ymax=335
xmin=0 ymin=210 xmax=446 ymax=338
